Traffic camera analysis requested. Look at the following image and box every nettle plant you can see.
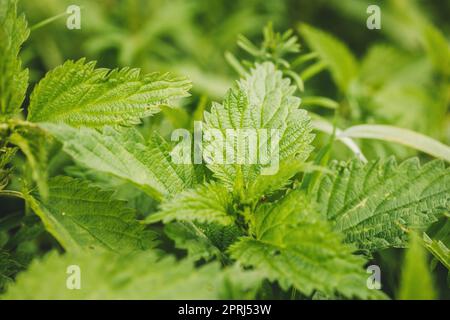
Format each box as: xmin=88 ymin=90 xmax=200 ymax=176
xmin=0 ymin=1 xmax=449 ymax=299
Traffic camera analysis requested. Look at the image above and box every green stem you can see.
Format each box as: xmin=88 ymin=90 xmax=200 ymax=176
xmin=30 ymin=6 xmax=84 ymax=32
xmin=30 ymin=11 xmax=70 ymax=31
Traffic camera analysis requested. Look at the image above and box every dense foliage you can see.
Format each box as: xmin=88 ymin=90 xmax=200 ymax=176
xmin=0 ymin=0 xmax=449 ymax=299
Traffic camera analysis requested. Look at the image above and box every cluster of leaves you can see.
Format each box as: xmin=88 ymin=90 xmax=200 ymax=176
xmin=0 ymin=0 xmax=449 ymax=299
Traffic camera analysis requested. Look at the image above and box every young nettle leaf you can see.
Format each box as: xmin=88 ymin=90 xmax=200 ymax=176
xmin=164 ymin=222 xmax=242 ymax=262
xmin=0 ymin=0 xmax=29 ymax=120
xmin=1 ymin=2 xmax=449 ymax=300
xmin=164 ymin=222 xmax=223 ymax=262
xmin=203 ymin=62 xmax=314 ymax=192
xmin=27 ymin=58 xmax=191 ymax=127
xmin=246 ymin=160 xmax=315 ymax=202
xmin=229 ymin=189 xmax=385 ymax=299
xmin=2 ymin=250 xmax=260 ymax=299
xmin=147 ymin=182 xmax=234 ymax=225
xmin=317 ymin=158 xmax=450 ymax=251
xmin=24 ymin=176 xmax=156 ymax=253
xmin=42 ymin=123 xmax=196 ymax=200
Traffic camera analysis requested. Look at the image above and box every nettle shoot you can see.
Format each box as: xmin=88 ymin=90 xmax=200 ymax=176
xmin=0 ymin=0 xmax=449 ymax=300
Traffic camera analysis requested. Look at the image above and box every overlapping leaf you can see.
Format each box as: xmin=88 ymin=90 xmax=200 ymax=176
xmin=203 ymin=62 xmax=314 ymax=190
xmin=27 ymin=58 xmax=191 ymax=127
xmin=316 ymin=158 xmax=450 ymax=250
xmin=164 ymin=222 xmax=242 ymax=262
xmin=24 ymin=176 xmax=155 ymax=253
xmin=230 ymin=189 xmax=384 ymax=299
xmin=146 ymin=182 xmax=234 ymax=225
xmin=42 ymin=123 xmax=195 ymax=200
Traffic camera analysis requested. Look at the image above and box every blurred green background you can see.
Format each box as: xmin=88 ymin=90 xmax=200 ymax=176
xmin=2 ymin=0 xmax=449 ymax=299
xmin=19 ymin=0 xmax=450 ymax=159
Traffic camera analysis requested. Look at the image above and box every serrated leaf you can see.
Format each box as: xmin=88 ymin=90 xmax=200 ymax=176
xmin=246 ymin=160 xmax=318 ymax=202
xmin=41 ymin=123 xmax=195 ymax=200
xmin=165 ymin=222 xmax=242 ymax=262
xmin=27 ymin=58 xmax=191 ymax=127
xmin=2 ymin=250 xmax=259 ymax=299
xmin=229 ymin=189 xmax=385 ymax=299
xmin=317 ymin=158 xmax=450 ymax=250
xmin=0 ymin=0 xmax=29 ymax=120
xmin=299 ymin=24 xmax=358 ymax=92
xmin=146 ymin=182 xmax=234 ymax=225
xmin=203 ymin=62 xmax=314 ymax=191
xmin=23 ymin=176 xmax=155 ymax=253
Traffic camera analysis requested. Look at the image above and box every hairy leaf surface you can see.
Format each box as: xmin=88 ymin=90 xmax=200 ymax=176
xmin=42 ymin=123 xmax=195 ymax=200
xmin=203 ymin=62 xmax=314 ymax=191
xmin=0 ymin=0 xmax=29 ymax=120
xmin=27 ymin=59 xmax=191 ymax=127
xmin=230 ymin=190 xmax=384 ymax=299
xmin=317 ymin=158 xmax=450 ymax=250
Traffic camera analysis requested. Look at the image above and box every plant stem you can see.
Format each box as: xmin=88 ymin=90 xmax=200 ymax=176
xmin=30 ymin=11 xmax=69 ymax=31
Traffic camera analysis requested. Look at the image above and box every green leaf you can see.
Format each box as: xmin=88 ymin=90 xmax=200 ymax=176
xmin=24 ymin=176 xmax=155 ymax=253
xmin=229 ymin=189 xmax=385 ymax=299
xmin=0 ymin=0 xmax=29 ymax=120
xmin=164 ymin=222 xmax=242 ymax=262
xmin=246 ymin=160 xmax=315 ymax=202
xmin=8 ymin=127 xmax=49 ymax=199
xmin=2 ymin=250 xmax=258 ymax=299
xmin=146 ymin=182 xmax=234 ymax=225
xmin=317 ymin=158 xmax=450 ymax=250
xmin=203 ymin=62 xmax=314 ymax=190
xmin=42 ymin=123 xmax=195 ymax=200
xmin=299 ymin=24 xmax=358 ymax=92
xmin=0 ymin=249 xmax=22 ymax=292
xmin=340 ymin=124 xmax=450 ymax=162
xmin=398 ymin=233 xmax=437 ymax=300
xmin=27 ymin=58 xmax=191 ymax=127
